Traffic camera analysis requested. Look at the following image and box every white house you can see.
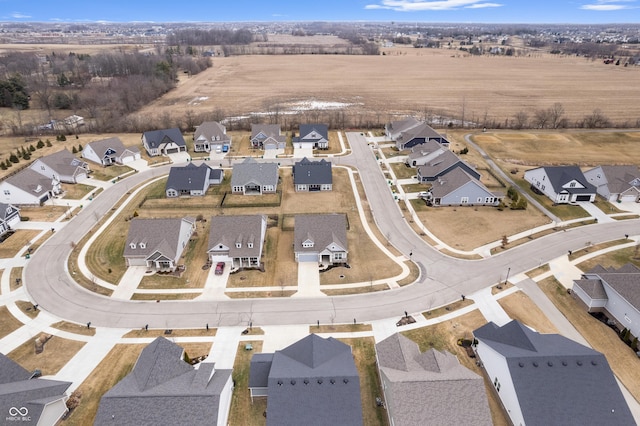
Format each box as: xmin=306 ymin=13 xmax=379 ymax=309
xmin=142 ymin=128 xmax=187 ymax=157
xmin=0 ymin=168 xmax=61 ymax=205
xmin=82 ymin=137 xmax=141 ymax=166
xmin=0 ymin=203 xmax=20 ymax=236
xmin=524 ymin=165 xmax=596 ymax=204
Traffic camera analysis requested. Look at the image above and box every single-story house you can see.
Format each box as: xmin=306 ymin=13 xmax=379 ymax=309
xmin=473 ymin=320 xmax=633 ymax=426
xmin=376 ymin=333 xmax=492 ymax=426
xmin=207 ymin=215 xmax=267 ymax=269
xmin=193 ymin=121 xmax=232 ymax=153
xmin=292 ymin=124 xmax=329 ymax=149
xmin=584 ymin=165 xmax=640 ymax=202
xmin=395 ymin=122 xmax=450 ymax=151
xmin=94 ymin=337 xmax=233 ymax=426
xmin=142 ymin=128 xmax=187 ymax=157
xmin=82 ymin=137 xmax=141 ymax=166
xmin=249 ymin=334 xmax=363 ymax=426
xmin=29 ymin=148 xmax=90 ymax=183
xmin=573 ymin=263 xmax=640 ymax=338
xmin=385 ymin=116 xmax=421 ymax=141
xmin=294 ymin=214 xmax=348 ymax=265
xmin=416 ymin=150 xmax=480 ymax=183
xmin=165 ymin=163 xmax=223 ymax=198
xmin=405 ymin=140 xmax=447 ymax=167
xmin=0 ymin=168 xmax=62 ymax=205
xmin=424 ymin=168 xmax=502 ymax=207
xmin=524 ymin=166 xmax=596 ymax=204
xmin=231 ymin=158 xmax=278 ymax=195
xmin=292 ymin=158 xmax=332 ymax=192
xmin=251 ymin=124 xmax=286 ymax=150
xmin=0 ymin=203 xmax=20 ymax=236
xmin=0 ymin=353 xmax=72 ymax=426
xmin=123 ymin=217 xmax=195 ymax=272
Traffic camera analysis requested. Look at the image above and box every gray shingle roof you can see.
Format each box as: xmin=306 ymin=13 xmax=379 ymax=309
xmin=94 ymin=337 xmax=232 ymax=426
xmin=208 ymin=215 xmax=266 ymax=259
xmin=543 ymin=166 xmax=596 ymax=195
xmin=124 ymin=217 xmax=193 ymax=262
xmin=36 ymin=148 xmax=89 ymax=177
xmin=574 ymin=278 xmax=608 ymax=300
xmin=143 ymin=128 xmax=186 ymax=149
xmin=248 ymin=353 xmax=273 ymax=388
xmin=298 ymin=124 xmax=328 ymax=142
xmin=595 ymin=165 xmax=640 ymax=194
xmin=387 ymin=117 xmax=421 ymax=139
xmin=5 ymin=168 xmax=56 ymax=197
xmin=584 ymin=263 xmax=640 ymax=311
xmin=230 ymin=158 xmax=278 ymax=188
xmin=407 ymin=140 xmax=444 ymax=160
xmin=86 ymin=137 xmax=140 ymax=158
xmin=293 ymin=158 xmax=332 ymax=186
xmin=294 ymin=214 xmax=347 ymax=255
xmin=251 ymin=124 xmax=284 ymax=141
xmin=194 ymin=121 xmax=230 ymax=143
xmin=396 ymin=122 xmax=445 ymax=145
xmin=417 ymin=150 xmax=478 ymax=180
xmin=376 ymin=334 xmax=492 ymax=426
xmin=0 ymin=353 xmax=71 ymax=426
xmin=252 ymin=334 xmax=363 ymax=426
xmin=474 ymin=320 xmax=634 ymax=426
xmin=166 ymin=163 xmax=217 ymax=192
xmin=428 ymin=167 xmax=485 ymax=198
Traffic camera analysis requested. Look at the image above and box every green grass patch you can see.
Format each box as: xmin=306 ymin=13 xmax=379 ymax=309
xmin=90 ymin=164 xmax=135 ymax=181
xmin=388 ymin=162 xmax=415 ymax=180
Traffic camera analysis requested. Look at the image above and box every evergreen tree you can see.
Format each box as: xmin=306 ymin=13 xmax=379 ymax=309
xmin=9 ymin=153 xmax=19 ymax=163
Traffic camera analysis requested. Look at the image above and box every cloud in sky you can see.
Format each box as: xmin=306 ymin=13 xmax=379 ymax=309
xmin=10 ymin=12 xmax=31 ymax=18
xmin=365 ymin=0 xmax=503 ymax=11
xmin=580 ymin=0 xmax=637 ymax=10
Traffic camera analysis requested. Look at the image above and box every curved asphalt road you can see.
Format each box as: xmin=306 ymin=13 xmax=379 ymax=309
xmin=23 ymin=133 xmax=640 ymax=329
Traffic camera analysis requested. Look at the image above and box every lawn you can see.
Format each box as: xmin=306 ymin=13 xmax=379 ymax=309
xmin=539 ymin=276 xmax=640 ymax=402
xmin=0 ymin=229 xmax=41 ymax=258
xmin=51 ymin=321 xmax=97 ymax=336
xmin=497 ymin=291 xmax=558 ymax=333
xmin=388 ymin=162 xmax=415 ymax=180
xmin=18 ymin=205 xmax=69 ymax=222
xmin=61 ymin=344 xmax=144 ymax=426
xmin=339 ymin=338 xmax=389 ymax=426
xmin=402 ymin=310 xmax=509 ymax=426
xmin=228 ymin=341 xmax=266 ymax=426
xmin=61 ymin=183 xmax=95 ymax=200
xmin=123 ymin=328 xmax=216 ymax=338
xmin=576 ymin=245 xmax=640 ymax=272
xmin=0 ymin=305 xmax=23 ymax=339
xmin=90 ymin=164 xmax=135 ymax=181
xmin=411 ymin=199 xmax=550 ymax=252
xmin=8 ymin=335 xmax=86 ymax=376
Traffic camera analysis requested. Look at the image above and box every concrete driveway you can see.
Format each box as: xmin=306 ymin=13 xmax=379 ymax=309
xmin=293 ymin=262 xmax=324 ymax=297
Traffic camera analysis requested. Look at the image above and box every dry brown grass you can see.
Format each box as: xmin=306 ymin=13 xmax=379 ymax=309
xmin=576 ymin=245 xmax=640 ymax=272
xmin=9 ymin=267 xmax=22 ymax=291
xmin=411 ymin=200 xmax=549 ymax=251
xmin=497 ymin=291 xmax=558 ymax=334
xmin=402 ymin=310 xmax=509 ymax=426
xmin=19 ymin=205 xmax=68 ymax=221
xmin=0 ymin=229 xmax=40 ymax=258
xmin=61 ymin=344 xmax=144 ymax=426
xmin=15 ymin=300 xmax=39 ymax=319
xmin=51 ymin=321 xmax=97 ymax=336
xmin=422 ymin=298 xmax=475 ymax=318
xmin=229 ymin=340 xmax=266 ymax=426
xmin=539 ymin=277 xmax=640 ymax=401
xmin=8 ymin=335 xmax=85 ymax=376
xmin=136 ymin=52 xmax=640 ymax=127
xmin=310 ymin=323 xmax=372 ymax=333
xmin=0 ymin=305 xmax=23 ymax=339
xmin=122 ymin=328 xmax=216 ymax=338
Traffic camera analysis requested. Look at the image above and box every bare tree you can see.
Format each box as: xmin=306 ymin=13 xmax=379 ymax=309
xmin=533 ymin=108 xmax=550 ymax=129
xmin=548 ymin=103 xmax=566 ymax=129
xmin=582 ymin=109 xmax=611 ymax=128
xmin=513 ymin=111 xmax=528 ymax=129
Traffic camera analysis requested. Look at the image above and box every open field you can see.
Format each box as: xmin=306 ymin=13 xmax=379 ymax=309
xmin=135 ymin=51 xmax=640 ymax=127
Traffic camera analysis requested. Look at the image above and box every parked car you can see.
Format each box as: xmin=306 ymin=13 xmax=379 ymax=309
xmin=418 ymin=191 xmax=429 ymax=198
xmin=215 ymin=262 xmax=225 ymax=275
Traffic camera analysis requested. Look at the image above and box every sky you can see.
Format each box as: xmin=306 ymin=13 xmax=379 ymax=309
xmin=1 ymin=0 xmax=639 ymax=24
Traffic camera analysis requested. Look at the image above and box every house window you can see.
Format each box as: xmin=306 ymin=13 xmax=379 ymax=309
xmin=485 ymin=197 xmax=492 ymax=203
xmin=139 ymin=243 xmax=146 ymax=249
xmin=303 ymin=241 xmax=314 ymax=248
xmin=461 ymin=197 xmax=469 ymax=204
xmin=335 ymin=253 xmax=343 ymax=260
xmin=236 ymin=243 xmax=241 ymax=248
xmin=248 ymin=242 xmax=253 ymax=248
xmin=569 ymin=182 xmax=576 ymax=188
xmin=41 ymin=165 xmax=46 ymax=171
xmin=477 ymin=197 xmax=482 ymax=203
xmin=130 ymin=243 xmax=136 ymax=249
xmin=3 ymin=190 xmax=9 ymax=195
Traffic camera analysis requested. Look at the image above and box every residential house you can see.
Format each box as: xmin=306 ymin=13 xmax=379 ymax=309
xmin=94 ymin=337 xmax=233 ymax=426
xmin=231 ymin=158 xmax=278 ymax=195
xmin=251 ymin=124 xmax=286 ymax=150
xmin=424 ymin=168 xmax=502 ymax=207
xmin=394 ymin=122 xmax=450 ymax=151
xmin=29 ymin=149 xmax=90 ymax=183
xmin=375 ymin=333 xmax=492 ymax=426
xmin=385 ymin=117 xmax=421 ymax=141
xmin=524 ymin=166 xmax=596 ymax=204
xmin=573 ymin=263 xmax=640 ymax=338
xmin=0 ymin=203 xmax=20 ymax=236
xmin=584 ymin=165 xmax=640 ymax=202
xmin=293 ymin=124 xmax=329 ymax=149
xmin=292 ymin=158 xmax=332 ymax=192
xmin=473 ymin=320 xmax=633 ymax=426
xmin=142 ymin=128 xmax=187 ymax=157
xmin=82 ymin=137 xmax=141 ymax=166
xmin=249 ymin=334 xmax=363 ymax=426
xmin=416 ymin=150 xmax=480 ymax=183
xmin=207 ymin=215 xmax=267 ymax=269
xmin=0 ymin=353 xmax=72 ymax=426
xmin=193 ymin=121 xmax=232 ymax=153
xmin=405 ymin=140 xmax=447 ymax=167
xmin=165 ymin=163 xmax=223 ymax=198
xmin=294 ymin=214 xmax=348 ymax=265
xmin=123 ymin=217 xmax=195 ymax=272
xmin=0 ymin=168 xmax=61 ymax=205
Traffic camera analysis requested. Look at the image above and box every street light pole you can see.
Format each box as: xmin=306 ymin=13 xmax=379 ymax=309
xmin=505 ymin=267 xmax=511 ymax=285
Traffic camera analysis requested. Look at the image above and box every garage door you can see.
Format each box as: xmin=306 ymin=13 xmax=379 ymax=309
xmin=575 ymin=195 xmax=591 ymax=201
xmin=621 ymin=194 xmax=638 ymax=202
xmin=298 ymin=253 xmax=318 ymax=262
xmin=165 ymin=148 xmax=179 ymax=154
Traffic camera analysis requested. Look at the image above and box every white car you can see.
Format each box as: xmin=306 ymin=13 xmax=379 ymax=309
xmin=418 ymin=191 xmax=429 ymax=198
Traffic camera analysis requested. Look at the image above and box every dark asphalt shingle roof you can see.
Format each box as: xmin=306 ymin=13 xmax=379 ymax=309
xmin=94 ymin=337 xmax=232 ymax=426
xmin=298 ymin=124 xmax=328 ymax=142
xmin=143 ymin=128 xmax=186 ymax=149
xmin=417 ymin=150 xmax=479 ymax=180
xmin=86 ymin=137 xmax=140 ymax=158
xmin=166 ymin=163 xmax=219 ymax=192
xmin=543 ymin=166 xmax=596 ymax=195
xmin=474 ymin=320 xmax=634 ymax=426
xmin=293 ymin=158 xmax=332 ymax=186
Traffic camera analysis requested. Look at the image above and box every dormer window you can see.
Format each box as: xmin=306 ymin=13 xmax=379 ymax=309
xmin=248 ymin=242 xmax=253 ymax=248
xmin=236 ymin=242 xmax=241 ymax=248
xmin=34 ymin=185 xmax=42 ymax=193
xmin=302 ymin=240 xmax=314 ymax=248
xmin=139 ymin=242 xmax=146 ymax=249
xmin=130 ymin=243 xmax=136 ymax=249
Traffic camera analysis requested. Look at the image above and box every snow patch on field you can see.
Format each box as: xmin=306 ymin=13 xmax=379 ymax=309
xmin=188 ymin=96 xmax=209 ymax=105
